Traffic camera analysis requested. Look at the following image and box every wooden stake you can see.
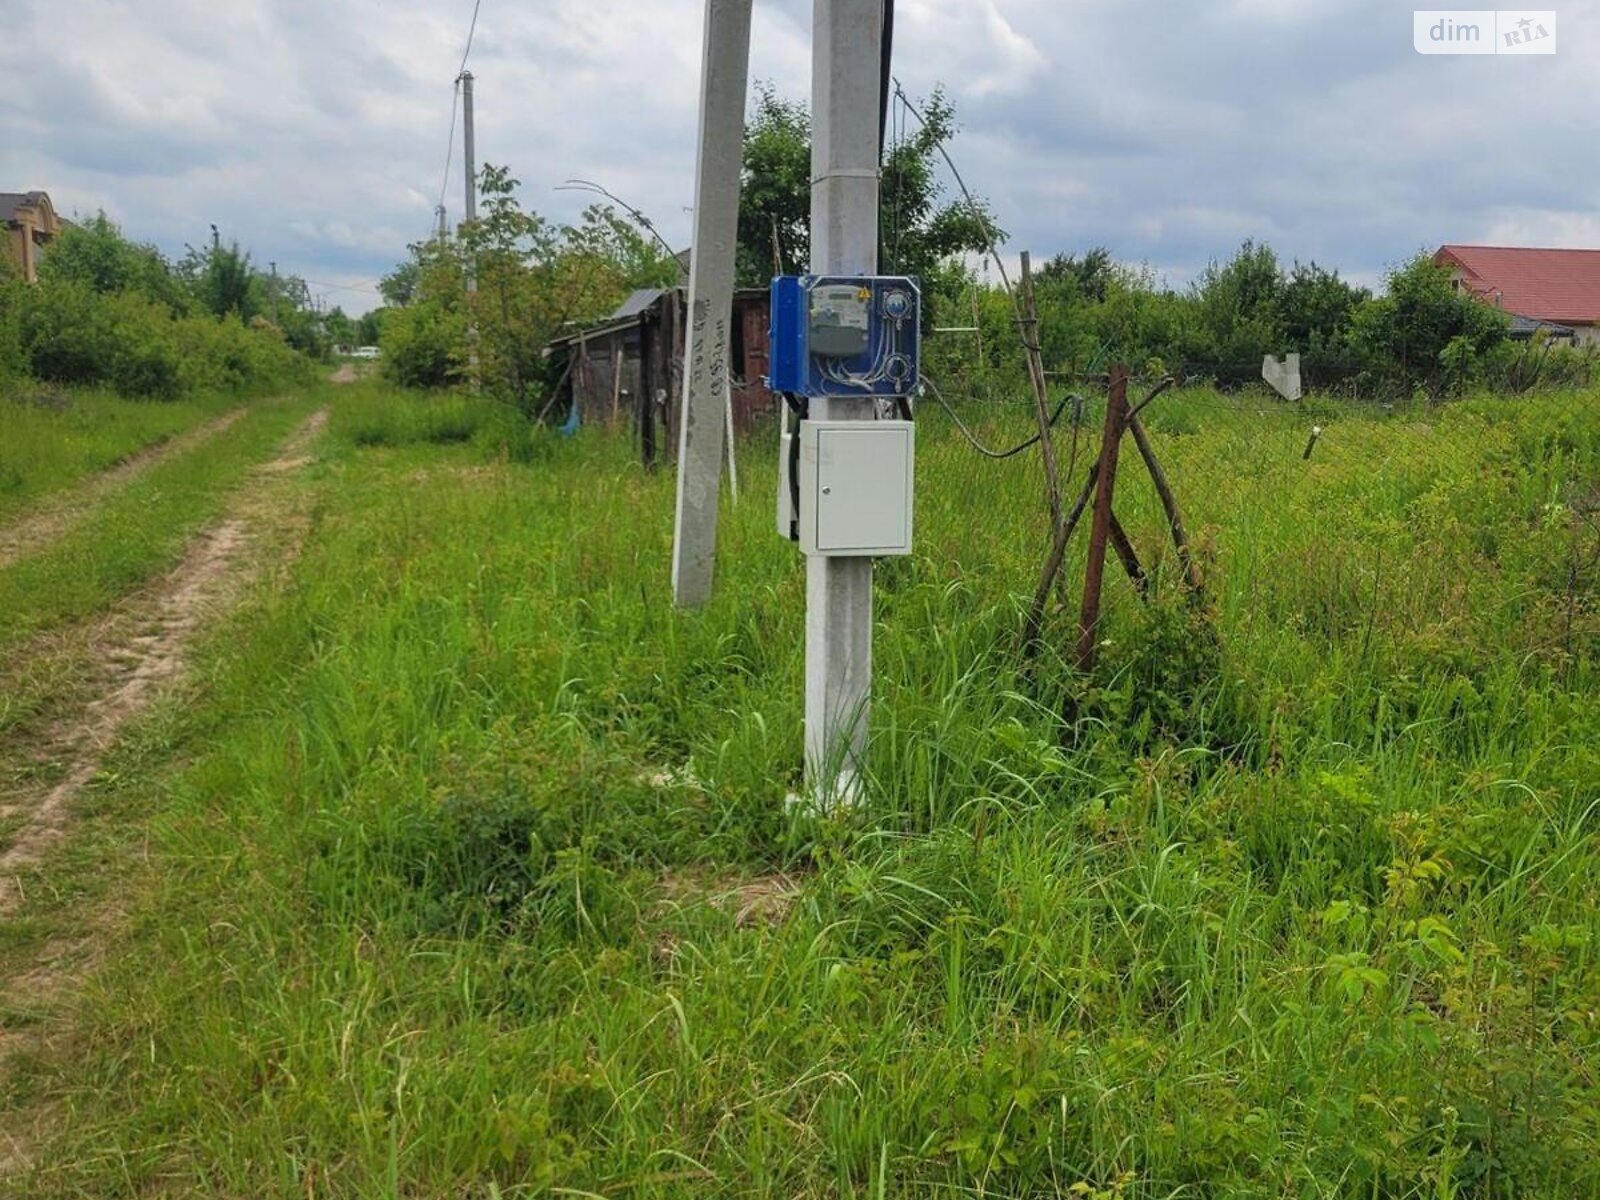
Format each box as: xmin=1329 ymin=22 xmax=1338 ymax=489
xmin=638 ymin=319 xmax=657 ymax=469
xmin=1076 ymin=366 xmax=1129 ymax=673
xmin=577 ymin=331 xmax=591 ymax=416
xmin=534 ymin=354 xmax=577 ymax=426
xmin=1019 ymin=463 xmax=1097 ymax=659
xmin=1125 ymin=410 xmax=1204 ymax=600
xmin=663 ymin=288 xmax=681 ymax=461
xmin=610 ymin=346 xmax=624 ymax=428
xmin=1019 ymin=251 xmax=1064 ymax=537
xmin=1107 ymin=511 xmax=1148 ymax=599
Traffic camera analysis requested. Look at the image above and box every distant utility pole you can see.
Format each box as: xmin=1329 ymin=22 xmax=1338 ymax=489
xmin=460 ymin=70 xmax=477 ymax=227
xmin=671 ymin=0 xmax=753 ymax=607
xmin=269 ymin=261 xmax=279 ymax=325
xmin=460 ymin=69 xmax=481 ymax=388
xmin=436 ymin=205 xmax=448 ymax=239
xmin=805 ymin=0 xmax=883 ymax=804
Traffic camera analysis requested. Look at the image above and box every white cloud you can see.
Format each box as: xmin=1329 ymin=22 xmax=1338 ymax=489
xmin=2 ymin=0 xmax=1598 ymax=312
xmin=1485 ymin=210 xmax=1600 ymax=247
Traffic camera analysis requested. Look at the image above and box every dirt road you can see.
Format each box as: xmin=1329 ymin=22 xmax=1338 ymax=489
xmin=0 ymin=406 xmax=329 ymax=1174
xmin=0 ymin=407 xmax=247 ymax=571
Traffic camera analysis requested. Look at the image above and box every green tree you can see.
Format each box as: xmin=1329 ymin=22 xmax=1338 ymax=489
xmin=1348 ymin=253 xmax=1510 ymax=395
xmin=356 ymin=309 xmax=386 ymax=346
xmin=734 ymin=84 xmax=1001 ymax=290
xmin=1036 ymin=247 xmax=1114 ymax=304
xmin=1186 ymin=240 xmax=1285 ymax=377
xmin=1030 ymin=247 xmax=1121 ymax=372
xmin=37 ymin=213 xmax=190 ymax=313
xmin=1281 ymin=261 xmax=1369 ymax=352
xmin=381 ymin=163 xmax=674 ymax=410
xmin=879 ymin=89 xmax=1003 ymax=285
xmin=382 ymin=236 xmax=468 ymax=389
xmin=323 ymin=306 xmax=356 ymax=349
xmin=737 ymin=86 xmax=812 ymax=283
xmin=1090 ymin=263 xmax=1195 ymax=374
xmin=180 ymin=236 xmax=258 ymax=321
xmin=380 ymin=261 xmax=420 ymax=307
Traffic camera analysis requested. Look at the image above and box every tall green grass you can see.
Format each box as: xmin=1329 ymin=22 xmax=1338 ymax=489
xmin=11 ymin=384 xmax=1600 ymax=1198
xmin=0 ymin=393 xmax=321 ymax=654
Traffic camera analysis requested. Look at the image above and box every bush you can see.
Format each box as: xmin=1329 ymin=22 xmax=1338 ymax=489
xmin=9 ymin=278 xmax=305 ymax=400
xmin=15 ymin=279 xmax=114 ymax=386
xmin=1 ymin=212 xmax=313 ymax=400
xmin=104 ymin=292 xmax=183 ymax=399
xmin=380 ymin=298 xmax=464 ymax=389
xmin=0 ymin=269 xmax=28 ymax=384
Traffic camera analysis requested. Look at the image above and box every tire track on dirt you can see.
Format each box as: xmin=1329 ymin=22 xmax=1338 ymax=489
xmin=0 ymin=407 xmax=326 ymax=907
xmin=0 ymin=407 xmax=328 ymax=1176
xmin=0 ymin=406 xmax=247 ymax=570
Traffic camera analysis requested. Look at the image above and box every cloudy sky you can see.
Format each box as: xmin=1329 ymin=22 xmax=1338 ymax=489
xmin=3 ymin=0 xmax=1597 ymax=313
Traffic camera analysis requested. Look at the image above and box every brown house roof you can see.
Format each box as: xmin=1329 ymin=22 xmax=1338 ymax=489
xmin=1 ymin=191 xmax=52 ymax=222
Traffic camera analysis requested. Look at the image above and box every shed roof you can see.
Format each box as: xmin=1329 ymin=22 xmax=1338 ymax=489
xmin=1435 ymin=245 xmax=1600 ymax=324
xmin=612 ymin=288 xmax=666 ymax=321
xmin=547 ymin=286 xmax=771 ymax=350
xmin=1507 ymin=313 xmax=1576 ymax=338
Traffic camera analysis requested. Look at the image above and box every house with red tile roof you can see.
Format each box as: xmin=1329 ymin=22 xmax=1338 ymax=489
xmin=1434 ymin=245 xmax=1600 ymax=346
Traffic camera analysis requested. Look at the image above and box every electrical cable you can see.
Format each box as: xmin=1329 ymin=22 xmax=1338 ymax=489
xmin=892 ymin=80 xmax=1017 ymax=318
xmin=456 ymin=0 xmax=484 ymax=78
xmin=435 ymin=80 xmax=460 ymax=218
xmin=431 ymin=0 xmax=486 ymax=233
xmin=782 ymin=392 xmax=807 ymax=540
xmin=888 ymin=91 xmax=904 ymax=271
xmin=878 ymin=0 xmax=895 ymax=161
xmin=921 ymin=376 xmax=1080 ymax=460
xmin=302 ymin=278 xmax=383 ymax=295
xmin=556 ymin=179 xmax=677 ymax=258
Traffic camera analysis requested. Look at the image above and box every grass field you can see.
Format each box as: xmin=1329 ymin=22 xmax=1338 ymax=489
xmin=3 ymin=380 xmax=1598 ymax=1197
xmin=0 ymin=386 xmax=239 ymax=525
xmin=0 ymin=394 xmax=320 ymax=653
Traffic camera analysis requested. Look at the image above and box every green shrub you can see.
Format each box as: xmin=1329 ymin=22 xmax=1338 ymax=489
xmin=0 ymin=270 xmax=24 ymax=384
xmin=9 ymin=278 xmax=305 ymax=400
xmin=16 ymin=279 xmax=115 ymax=386
xmin=2 ymin=214 xmax=312 ymax=400
xmin=380 ymin=298 xmax=464 ymax=389
xmin=103 ymin=292 xmax=183 ymax=399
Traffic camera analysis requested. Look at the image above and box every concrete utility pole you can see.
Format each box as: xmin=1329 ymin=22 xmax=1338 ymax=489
xmin=671 ymin=0 xmax=753 ymax=607
xmin=805 ymin=0 xmax=882 ymax=803
xmin=460 ymin=71 xmax=478 ymax=227
xmin=460 ymin=69 xmax=481 ymax=388
xmin=436 ymin=205 xmax=448 ymax=239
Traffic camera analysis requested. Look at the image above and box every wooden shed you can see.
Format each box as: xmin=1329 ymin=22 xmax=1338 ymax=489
xmin=547 ymin=287 xmax=776 ymax=464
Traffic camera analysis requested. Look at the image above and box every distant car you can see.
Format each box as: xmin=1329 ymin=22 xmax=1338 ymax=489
xmin=353 ymin=346 xmax=382 ymax=360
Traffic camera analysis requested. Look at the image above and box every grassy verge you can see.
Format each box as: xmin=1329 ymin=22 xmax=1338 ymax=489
xmin=0 ymin=393 xmax=321 ymax=658
xmin=0 ymin=386 xmax=239 ymax=525
xmin=9 ymin=384 xmax=1600 ymax=1197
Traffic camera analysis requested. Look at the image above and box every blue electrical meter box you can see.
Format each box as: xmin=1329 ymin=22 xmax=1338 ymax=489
xmin=769 ymin=275 xmax=920 ymax=397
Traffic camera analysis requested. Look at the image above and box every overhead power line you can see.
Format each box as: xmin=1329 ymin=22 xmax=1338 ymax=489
xmin=431 ymin=0 xmax=486 ymax=234
xmin=556 ymin=179 xmax=677 ymax=257
xmin=457 ymin=0 xmax=484 ymax=78
xmin=436 ymin=82 xmax=461 ymax=217
xmin=302 ymin=278 xmax=382 ymax=295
